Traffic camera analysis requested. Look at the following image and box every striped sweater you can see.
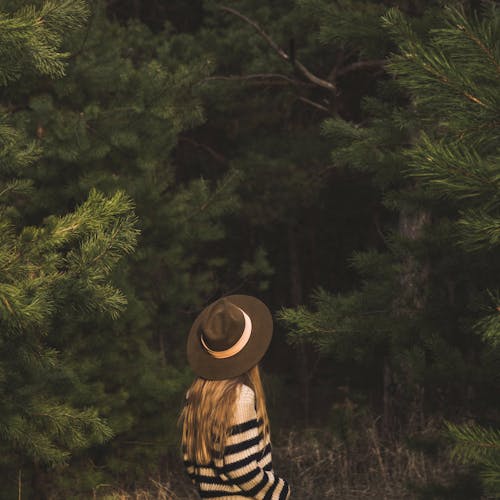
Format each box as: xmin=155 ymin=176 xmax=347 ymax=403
xmin=183 ymin=384 xmax=291 ymax=499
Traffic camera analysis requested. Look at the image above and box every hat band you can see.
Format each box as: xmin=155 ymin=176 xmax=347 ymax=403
xmin=200 ymin=307 xmax=252 ymax=359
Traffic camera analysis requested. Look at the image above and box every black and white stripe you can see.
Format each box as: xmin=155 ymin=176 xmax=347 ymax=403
xmin=183 ymin=385 xmax=290 ymax=499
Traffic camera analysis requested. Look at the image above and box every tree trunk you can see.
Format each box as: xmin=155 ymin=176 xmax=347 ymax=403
xmin=396 ymin=206 xmax=431 ymax=314
xmin=386 ymin=204 xmax=430 ymax=433
xmin=31 ymin=466 xmax=47 ymax=500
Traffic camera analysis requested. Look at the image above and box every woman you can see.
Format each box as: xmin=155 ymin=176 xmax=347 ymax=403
xmin=180 ymin=294 xmax=291 ymax=499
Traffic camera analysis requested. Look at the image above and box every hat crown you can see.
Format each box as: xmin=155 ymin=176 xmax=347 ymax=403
xmin=200 ymin=298 xmax=245 ymax=351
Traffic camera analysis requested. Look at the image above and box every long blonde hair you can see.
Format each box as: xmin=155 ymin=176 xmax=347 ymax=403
xmin=179 ymin=364 xmax=270 ymax=464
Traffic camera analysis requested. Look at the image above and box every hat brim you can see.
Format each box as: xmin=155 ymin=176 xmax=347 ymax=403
xmin=187 ymin=294 xmax=273 ymax=380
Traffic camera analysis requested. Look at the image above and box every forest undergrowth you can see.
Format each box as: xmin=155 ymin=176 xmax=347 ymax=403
xmin=100 ymin=416 xmax=483 ymax=500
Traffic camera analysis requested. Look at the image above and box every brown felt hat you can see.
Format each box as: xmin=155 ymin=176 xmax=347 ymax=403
xmin=187 ymin=295 xmax=273 ymax=380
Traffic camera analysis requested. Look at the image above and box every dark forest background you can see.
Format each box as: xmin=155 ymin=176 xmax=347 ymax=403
xmin=0 ymin=0 xmax=498 ymax=498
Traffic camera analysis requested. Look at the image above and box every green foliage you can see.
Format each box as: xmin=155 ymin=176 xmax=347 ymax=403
xmin=1 ymin=0 xmax=497 ymax=496
xmin=0 ymin=0 xmax=251 ymax=495
xmin=382 ymin=3 xmax=499 ymax=131
xmin=280 ymin=2 xmax=500 ymax=494
xmin=238 ymin=246 xmax=274 ymax=291
xmin=278 ymin=252 xmax=396 ymax=361
xmin=0 ymin=187 xmax=139 ymax=467
xmin=384 ymin=4 xmax=500 ymax=252
xmin=407 ymin=133 xmax=498 ymax=203
xmin=0 ymin=0 xmax=143 ymax=494
xmin=384 ymin=6 xmax=500 ymax=489
xmin=321 ymin=112 xmax=408 ymax=188
xmin=475 ymin=292 xmax=500 ymax=347
xmin=297 ymin=0 xmax=391 ymax=57
xmin=446 ymin=422 xmax=500 ymax=495
xmin=0 ymin=0 xmax=89 ymax=84
xmin=1 ymin=189 xmax=139 ymax=326
xmin=459 ymin=211 xmax=500 ymax=252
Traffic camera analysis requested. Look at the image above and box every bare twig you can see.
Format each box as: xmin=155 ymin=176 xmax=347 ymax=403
xmin=294 ymin=60 xmax=337 ymax=92
xmin=457 ymin=119 xmax=500 ymax=140
xmin=178 ymin=136 xmax=228 ymax=165
xmin=219 ymin=5 xmax=337 ymax=92
xmin=218 ymin=6 xmax=289 ymax=60
xmin=368 ymin=426 xmax=389 ymax=491
xmin=327 ymin=50 xmax=348 ymax=82
xmin=200 ymin=73 xmax=314 ymax=87
xmin=68 ymin=0 xmax=97 ymax=60
xmin=297 ymin=96 xmax=330 ymax=113
xmin=336 ymin=59 xmax=386 ymax=77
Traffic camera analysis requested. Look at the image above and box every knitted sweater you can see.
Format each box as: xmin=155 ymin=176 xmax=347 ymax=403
xmin=183 ymin=384 xmax=291 ymax=499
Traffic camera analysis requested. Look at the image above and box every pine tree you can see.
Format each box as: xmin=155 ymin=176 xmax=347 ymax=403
xmin=383 ymin=3 xmax=500 ymax=493
xmin=4 ymin=0 xmax=495 ymax=495
xmin=277 ymin=0 xmax=446 ymax=433
xmin=4 ymin=0 xmax=246 ymax=495
xmin=163 ymin=0 xmax=393 ymax=426
xmin=279 ymin=0 xmax=499 ymax=494
xmin=0 ymin=0 xmax=138 ymax=497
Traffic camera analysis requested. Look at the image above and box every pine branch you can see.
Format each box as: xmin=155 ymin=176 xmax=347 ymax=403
xmin=407 ymin=133 xmax=500 ymax=202
xmin=446 ymin=421 xmax=500 ymax=478
xmin=457 ymin=120 xmax=500 ymax=141
xmin=458 ymin=210 xmax=500 ymax=252
xmin=382 ymin=7 xmax=493 ymax=109
xmin=475 ymin=298 xmax=500 ymax=346
xmin=0 ymin=179 xmax=33 ymax=199
xmin=177 ymin=169 xmax=241 ymax=226
xmin=0 ymin=0 xmax=90 ymax=84
xmin=449 ymin=6 xmax=500 ymax=75
xmin=421 ymin=64 xmax=487 ymax=108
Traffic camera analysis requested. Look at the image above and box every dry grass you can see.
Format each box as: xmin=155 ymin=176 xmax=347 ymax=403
xmin=271 ymin=425 xmax=438 ymax=499
xmin=96 ymin=478 xmax=198 ymax=500
xmin=97 ymin=481 xmax=171 ymax=500
xmin=99 ymin=420 xmax=471 ymax=500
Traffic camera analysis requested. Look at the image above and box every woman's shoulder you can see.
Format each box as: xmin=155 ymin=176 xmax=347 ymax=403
xmin=234 ymin=384 xmax=256 ymax=417
xmin=239 ymin=383 xmax=255 ymax=400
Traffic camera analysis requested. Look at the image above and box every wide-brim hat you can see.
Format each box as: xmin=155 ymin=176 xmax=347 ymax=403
xmin=187 ymin=294 xmax=273 ymax=380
